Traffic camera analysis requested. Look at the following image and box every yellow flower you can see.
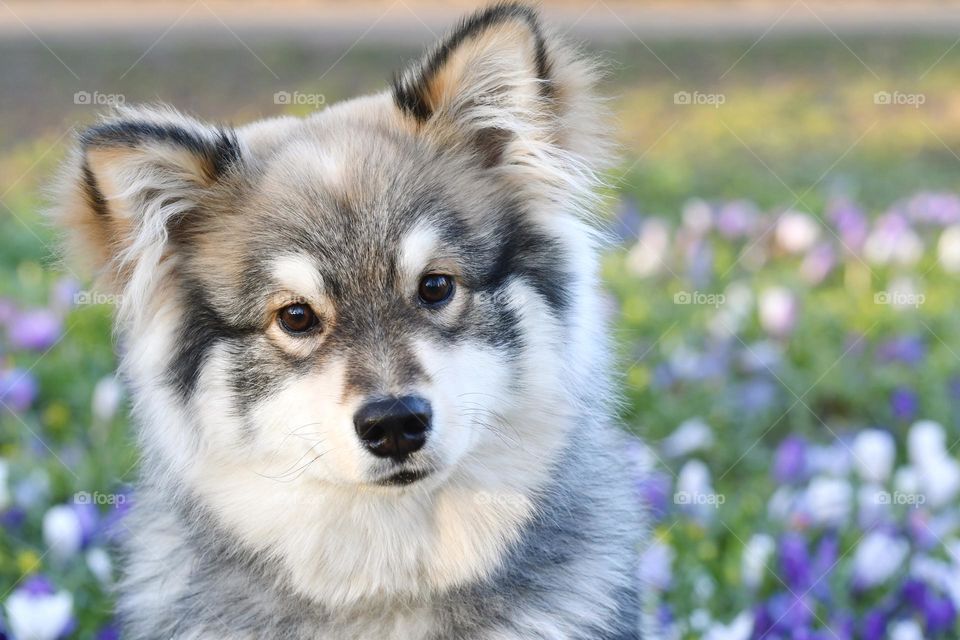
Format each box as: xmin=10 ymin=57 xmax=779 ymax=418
xmin=16 ymin=550 xmax=41 ymax=575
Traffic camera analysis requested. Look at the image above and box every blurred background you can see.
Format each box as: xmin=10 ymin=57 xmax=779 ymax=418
xmin=2 ymin=1 xmax=960 ymax=638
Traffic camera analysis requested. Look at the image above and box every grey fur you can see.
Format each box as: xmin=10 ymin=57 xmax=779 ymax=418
xmin=53 ymin=4 xmax=646 ymax=638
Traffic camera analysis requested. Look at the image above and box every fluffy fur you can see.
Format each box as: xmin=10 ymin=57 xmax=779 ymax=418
xmin=52 ymin=4 xmax=644 ymax=638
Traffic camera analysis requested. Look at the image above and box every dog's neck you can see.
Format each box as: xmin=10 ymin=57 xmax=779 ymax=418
xmin=169 ymin=435 xmax=557 ymax=609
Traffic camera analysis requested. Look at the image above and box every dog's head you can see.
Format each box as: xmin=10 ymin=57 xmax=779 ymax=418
xmin=56 ymin=4 xmax=608 ymax=516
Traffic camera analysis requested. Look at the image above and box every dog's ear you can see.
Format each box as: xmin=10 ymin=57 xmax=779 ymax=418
xmin=392 ymin=3 xmax=609 ymax=181
xmin=53 ymin=107 xmax=241 ymax=301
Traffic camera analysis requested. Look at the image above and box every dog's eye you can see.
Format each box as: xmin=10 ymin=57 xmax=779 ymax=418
xmin=418 ymin=274 xmax=455 ymax=306
xmin=278 ymin=304 xmax=319 ymax=334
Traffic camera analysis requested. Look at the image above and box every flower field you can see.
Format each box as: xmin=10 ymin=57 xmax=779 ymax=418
xmin=2 ymin=24 xmax=960 ymax=640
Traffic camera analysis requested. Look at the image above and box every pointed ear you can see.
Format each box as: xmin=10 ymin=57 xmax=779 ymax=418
xmin=52 ymin=107 xmax=241 ymax=298
xmin=392 ymin=3 xmax=610 ymax=184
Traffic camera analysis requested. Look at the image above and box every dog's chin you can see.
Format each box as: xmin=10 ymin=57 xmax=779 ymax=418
xmin=364 ymin=456 xmax=449 ymax=490
xmin=376 ymin=467 xmax=434 ymax=487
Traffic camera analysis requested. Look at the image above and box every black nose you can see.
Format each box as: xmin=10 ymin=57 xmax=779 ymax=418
xmin=353 ymin=395 xmax=432 ymax=460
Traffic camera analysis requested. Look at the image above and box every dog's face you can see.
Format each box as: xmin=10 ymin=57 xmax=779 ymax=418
xmin=169 ymin=120 xmax=571 ymax=489
xmin=56 ymin=6 xmax=608 ymax=504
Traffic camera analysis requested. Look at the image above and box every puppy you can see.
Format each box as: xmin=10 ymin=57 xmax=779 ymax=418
xmin=53 ymin=3 xmax=644 ymax=638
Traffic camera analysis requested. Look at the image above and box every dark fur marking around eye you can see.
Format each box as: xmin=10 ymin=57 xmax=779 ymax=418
xmin=392 ymin=2 xmax=553 ymax=122
xmin=168 ymin=279 xmax=253 ymax=401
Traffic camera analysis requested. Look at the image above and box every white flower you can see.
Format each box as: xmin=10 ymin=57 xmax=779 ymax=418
xmin=857 ymin=483 xmax=889 ymax=528
xmin=767 ymin=486 xmax=798 ymax=521
xmin=886 ymin=276 xmax=924 ymax=310
xmin=907 ymin=420 xmax=960 ymax=508
xmin=852 ymin=429 xmax=896 ymax=483
xmin=889 ymin=620 xmax=924 ymax=640
xmin=627 ymin=219 xmax=671 ymax=278
xmin=920 ymin=456 xmax=960 ymax=509
xmin=807 ymin=442 xmax=852 ymax=477
xmin=803 ymin=476 xmax=852 ymax=526
xmin=738 ymin=340 xmax=782 ymax=374
xmin=864 ymin=224 xmax=923 ymax=266
xmin=741 ymin=534 xmax=775 ymax=590
xmin=5 ymin=589 xmax=73 ymax=640
xmin=703 ymin=611 xmax=754 ymax=640
xmin=894 ymin=466 xmax=922 ymax=496
xmin=938 ymin=225 xmax=960 ymax=273
xmin=683 ymin=199 xmax=713 ymax=234
xmin=677 ymin=459 xmax=713 ymax=498
xmin=709 ymin=281 xmax=753 ymax=337
xmin=639 ymin=539 xmax=674 ymax=591
xmin=42 ymin=505 xmax=83 ymax=561
xmin=86 ymin=548 xmax=113 ymax=586
xmin=758 ymin=287 xmax=797 ymax=337
xmin=676 ymin=460 xmax=719 ymax=522
xmin=662 ymin=418 xmax=714 ymax=458
xmin=0 ymin=458 xmax=10 ymax=512
xmin=909 ymin=420 xmax=948 ymax=464
xmin=776 ymin=211 xmax=820 ymax=253
xmin=853 ymin=531 xmax=909 ymax=588
xmin=91 ymin=375 xmax=123 ymax=423
xmin=690 ymin=609 xmax=713 ymax=632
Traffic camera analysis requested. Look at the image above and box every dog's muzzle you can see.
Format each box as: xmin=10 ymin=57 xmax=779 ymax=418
xmin=353 ymin=395 xmax=432 ymax=461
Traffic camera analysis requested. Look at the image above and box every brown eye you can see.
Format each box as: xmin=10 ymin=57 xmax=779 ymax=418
xmin=418 ymin=274 xmax=455 ymax=306
xmin=278 ymin=304 xmax=319 ymax=334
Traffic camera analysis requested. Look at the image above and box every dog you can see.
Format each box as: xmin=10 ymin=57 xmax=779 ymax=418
xmin=52 ymin=3 xmax=644 ymax=638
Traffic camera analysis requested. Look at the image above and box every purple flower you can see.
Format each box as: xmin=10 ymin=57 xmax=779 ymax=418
xmin=50 ymin=278 xmax=81 ymax=312
xmin=7 ymin=309 xmax=62 ymax=352
xmin=901 ymin=578 xmax=929 ymax=609
xmin=0 ymin=506 xmax=26 ymax=530
xmin=95 ymin=623 xmax=121 ymax=640
xmin=800 ymin=243 xmax=836 ymax=285
xmin=752 ymin=602 xmax=775 ymax=638
xmin=827 ymin=197 xmax=868 ymax=251
xmin=924 ymin=593 xmax=956 ymax=634
xmin=891 ymin=387 xmax=919 ymax=421
xmin=635 ymin=471 xmax=671 ymax=520
xmin=101 ymin=488 xmax=133 ymax=543
xmin=861 ymin=609 xmax=887 ymax=640
xmin=877 ymin=336 xmax=926 ymax=366
xmin=906 ymin=191 xmax=960 ymax=226
xmin=19 ymin=575 xmax=55 ymax=597
xmin=766 ymin=591 xmax=814 ymax=630
xmin=809 ymin=534 xmax=839 ymax=599
xmin=773 ymin=436 xmax=807 ymax=484
xmin=778 ymin=533 xmax=811 ymax=590
xmin=737 ymin=378 xmax=778 ymax=416
xmin=0 ymin=298 xmax=15 ymax=326
xmin=716 ymin=200 xmax=759 ymax=238
xmin=0 ymin=369 xmax=38 ymax=412
xmin=5 ymin=575 xmax=74 ymax=640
